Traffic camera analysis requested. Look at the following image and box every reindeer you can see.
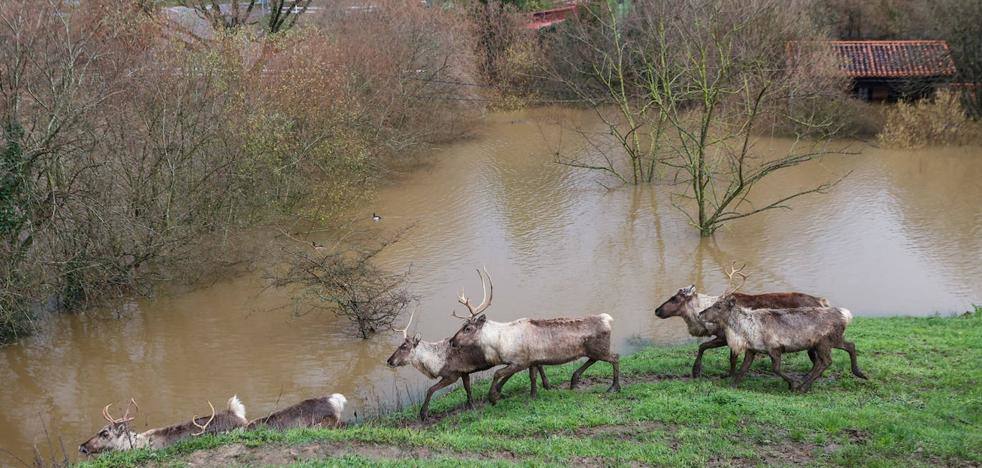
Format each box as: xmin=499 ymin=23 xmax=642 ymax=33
xmin=449 ymin=270 xmax=620 ymax=404
xmin=654 ymin=263 xmax=830 ymax=377
xmin=699 ymin=293 xmax=868 ymax=392
xmin=385 ymin=303 xmax=550 ymax=421
xmin=247 ymin=394 xmax=347 ymax=430
xmin=78 ymin=396 xmax=247 ymax=455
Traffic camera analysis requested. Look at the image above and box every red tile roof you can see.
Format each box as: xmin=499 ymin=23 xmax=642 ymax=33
xmin=829 ymin=40 xmax=956 ymax=78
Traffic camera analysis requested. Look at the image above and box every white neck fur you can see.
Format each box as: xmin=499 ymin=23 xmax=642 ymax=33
xmin=409 ymin=339 xmax=449 ymax=379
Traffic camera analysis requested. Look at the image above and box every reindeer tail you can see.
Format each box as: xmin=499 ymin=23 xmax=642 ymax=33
xmin=838 ymin=308 xmax=853 ymax=324
xmin=598 ymin=313 xmax=614 ymax=328
xmin=227 ymin=395 xmax=246 ymax=420
xmin=328 ymin=393 xmax=347 ymax=415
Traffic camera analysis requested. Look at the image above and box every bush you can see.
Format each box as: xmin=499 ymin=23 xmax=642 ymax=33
xmin=267 ymin=239 xmax=415 ymax=339
xmin=878 ymin=90 xmax=982 ymax=148
xmin=0 ymin=0 xmax=476 ymax=344
xmin=466 ymin=0 xmax=542 ymax=106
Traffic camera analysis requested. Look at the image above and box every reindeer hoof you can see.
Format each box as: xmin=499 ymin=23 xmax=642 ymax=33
xmin=606 ymin=385 xmax=621 ymax=393
xmin=691 ymin=368 xmax=703 ymax=378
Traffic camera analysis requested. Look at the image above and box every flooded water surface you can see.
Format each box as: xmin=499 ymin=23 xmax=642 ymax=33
xmin=1 ymin=108 xmax=980 ymax=463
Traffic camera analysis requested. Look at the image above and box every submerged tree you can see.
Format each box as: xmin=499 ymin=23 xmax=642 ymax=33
xmin=549 ymin=0 xmax=849 ymax=236
xmin=268 ymin=237 xmax=415 ymax=339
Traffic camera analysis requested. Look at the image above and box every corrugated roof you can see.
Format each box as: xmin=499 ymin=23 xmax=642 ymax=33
xmin=829 ymin=40 xmax=956 ymax=78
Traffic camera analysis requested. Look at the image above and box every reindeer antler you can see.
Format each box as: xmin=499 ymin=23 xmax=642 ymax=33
xmin=103 ymin=399 xmax=138 ymax=425
xmin=723 ymin=262 xmax=749 ymax=295
xmin=191 ymin=401 xmax=216 ymax=436
xmin=453 ymin=268 xmax=493 ymax=319
xmin=393 ymin=309 xmax=415 ymax=338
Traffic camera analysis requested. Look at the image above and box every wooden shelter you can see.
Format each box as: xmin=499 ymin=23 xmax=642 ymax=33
xmin=829 ymin=40 xmax=957 ymax=101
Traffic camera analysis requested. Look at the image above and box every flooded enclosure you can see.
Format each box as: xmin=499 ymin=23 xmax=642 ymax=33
xmin=1 ymin=108 xmax=980 ymax=463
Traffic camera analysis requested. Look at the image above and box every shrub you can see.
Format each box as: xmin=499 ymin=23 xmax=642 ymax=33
xmin=267 ymin=240 xmax=416 ymax=339
xmin=878 ymin=90 xmax=981 ymax=148
xmin=466 ymin=0 xmax=543 ymax=106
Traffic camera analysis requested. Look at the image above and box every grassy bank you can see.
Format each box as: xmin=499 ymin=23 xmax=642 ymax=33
xmin=82 ymin=312 xmax=981 ymax=467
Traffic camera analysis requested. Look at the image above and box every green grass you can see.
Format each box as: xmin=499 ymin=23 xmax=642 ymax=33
xmin=82 ymin=311 xmax=982 ymax=467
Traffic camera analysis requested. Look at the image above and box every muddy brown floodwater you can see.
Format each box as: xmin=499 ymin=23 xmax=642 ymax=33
xmin=1 ymin=107 xmax=980 ymax=464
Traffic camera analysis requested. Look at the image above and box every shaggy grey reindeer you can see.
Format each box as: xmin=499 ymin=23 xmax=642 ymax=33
xmin=385 ymin=306 xmax=551 ymax=421
xmin=449 ymin=270 xmax=620 ymax=404
xmin=655 ymin=264 xmax=831 ymax=377
xmin=247 ymin=394 xmax=346 ymax=430
xmin=79 ymin=396 xmax=247 ymax=455
xmin=699 ymin=295 xmax=868 ymax=392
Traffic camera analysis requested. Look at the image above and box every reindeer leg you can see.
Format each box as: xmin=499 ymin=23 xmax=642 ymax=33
xmin=496 ymin=369 xmax=519 ymax=393
xmin=693 ymin=336 xmax=727 ymax=378
xmin=570 ymin=358 xmax=598 ymax=389
xmin=768 ymin=350 xmax=796 ymax=390
xmin=796 ymin=346 xmax=832 ymax=393
xmin=537 ymin=365 xmax=551 ymax=390
xmin=461 ymin=373 xmax=475 ymax=409
xmin=420 ymin=376 xmax=456 ymax=421
xmin=731 ymin=350 xmax=755 ymax=387
xmin=488 ymin=364 xmax=525 ymax=405
xmin=837 ymin=340 xmax=868 ymax=380
xmin=727 ymin=349 xmax=739 ymax=377
xmin=605 ymin=353 xmax=621 ymax=393
xmin=529 ymin=367 xmax=538 ymax=399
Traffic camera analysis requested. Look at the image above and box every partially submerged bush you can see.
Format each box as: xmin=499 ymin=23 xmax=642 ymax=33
xmin=466 ymin=0 xmax=542 ymax=107
xmin=268 ymin=240 xmax=415 ymax=339
xmin=878 ymin=90 xmax=981 ymax=148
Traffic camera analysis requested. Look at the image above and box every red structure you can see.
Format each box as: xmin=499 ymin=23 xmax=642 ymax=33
xmin=829 ymin=40 xmax=957 ymax=101
xmin=527 ymin=3 xmax=579 ymax=30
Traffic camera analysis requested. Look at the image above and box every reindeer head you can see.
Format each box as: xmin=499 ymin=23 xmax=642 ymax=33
xmin=79 ymin=400 xmax=139 ymax=455
xmin=449 ymin=314 xmax=487 ymax=348
xmin=655 ymin=285 xmax=697 ymax=318
xmin=698 ymin=294 xmax=738 ymax=324
xmin=386 ymin=310 xmax=420 ymax=367
xmin=448 ymin=269 xmax=492 ymax=348
xmin=698 ymin=263 xmax=749 ymax=323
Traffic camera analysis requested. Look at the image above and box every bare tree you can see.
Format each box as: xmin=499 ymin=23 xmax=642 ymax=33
xmin=178 ymin=0 xmax=312 ymax=34
xmin=544 ymin=2 xmax=665 ymax=184
xmin=549 ymin=0 xmax=849 ymax=236
xmin=267 ymin=237 xmax=416 ymax=339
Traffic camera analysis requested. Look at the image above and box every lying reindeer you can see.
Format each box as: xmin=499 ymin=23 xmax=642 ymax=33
xmin=699 ymin=294 xmax=868 ymax=392
xmin=449 ymin=270 xmax=620 ymax=404
xmin=247 ymin=394 xmax=347 ymax=430
xmin=79 ymin=396 xmax=247 ymax=455
xmin=655 ymin=264 xmax=830 ymax=377
xmin=386 ymin=304 xmax=550 ymax=420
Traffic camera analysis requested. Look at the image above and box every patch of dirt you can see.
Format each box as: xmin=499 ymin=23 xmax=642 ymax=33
xmin=841 ymin=427 xmax=870 ymax=445
xmin=178 ymin=441 xmax=517 ymax=467
xmin=707 ymin=439 xmax=818 ymax=467
xmin=577 ymin=373 xmax=693 ymax=387
xmin=570 ymin=421 xmax=673 ymax=441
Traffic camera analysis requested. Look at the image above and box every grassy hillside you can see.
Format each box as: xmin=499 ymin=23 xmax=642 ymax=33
xmin=82 ymin=311 xmax=981 ymax=467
